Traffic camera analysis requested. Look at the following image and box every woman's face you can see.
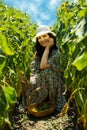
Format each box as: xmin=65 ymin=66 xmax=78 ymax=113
xmin=37 ymin=33 xmax=50 ymax=47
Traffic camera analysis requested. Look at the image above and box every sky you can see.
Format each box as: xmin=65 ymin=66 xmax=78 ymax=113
xmin=3 ymin=0 xmax=62 ymax=26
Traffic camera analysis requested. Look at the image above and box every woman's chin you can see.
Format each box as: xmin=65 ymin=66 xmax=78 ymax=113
xmin=41 ymin=44 xmax=47 ymax=47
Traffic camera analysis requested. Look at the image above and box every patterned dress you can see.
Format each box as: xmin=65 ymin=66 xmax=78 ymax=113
xmin=26 ymin=49 xmax=66 ymax=112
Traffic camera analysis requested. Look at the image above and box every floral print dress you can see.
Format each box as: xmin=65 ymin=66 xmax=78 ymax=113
xmin=26 ymin=50 xmax=66 ymax=112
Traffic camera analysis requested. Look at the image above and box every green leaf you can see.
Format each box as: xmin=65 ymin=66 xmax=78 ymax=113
xmin=10 ymin=25 xmax=24 ymax=39
xmin=64 ymin=68 xmax=69 ymax=79
xmin=77 ymin=10 xmax=85 ymax=18
xmin=76 ymin=19 xmax=86 ymax=38
xmin=77 ymin=91 xmax=84 ymax=109
xmin=4 ymin=112 xmax=11 ymax=128
xmin=0 ymin=33 xmax=14 ymax=55
xmin=0 ymin=86 xmax=7 ymax=115
xmin=72 ymin=51 xmax=87 ymax=71
xmin=0 ymin=55 xmax=6 ymax=77
xmin=3 ymin=86 xmax=17 ymax=107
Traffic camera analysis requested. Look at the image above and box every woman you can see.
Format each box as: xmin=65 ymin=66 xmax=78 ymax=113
xmin=26 ymin=25 xmax=66 ymax=112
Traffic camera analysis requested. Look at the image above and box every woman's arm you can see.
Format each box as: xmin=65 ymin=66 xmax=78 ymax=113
xmin=40 ymin=38 xmax=54 ymax=70
xmin=40 ymin=46 xmax=51 ymax=69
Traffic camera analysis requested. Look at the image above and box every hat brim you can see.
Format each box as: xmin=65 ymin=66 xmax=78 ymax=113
xmin=32 ymin=31 xmax=56 ymax=42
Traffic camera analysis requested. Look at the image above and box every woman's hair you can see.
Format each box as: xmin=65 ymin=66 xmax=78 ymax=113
xmin=35 ymin=33 xmax=58 ymax=59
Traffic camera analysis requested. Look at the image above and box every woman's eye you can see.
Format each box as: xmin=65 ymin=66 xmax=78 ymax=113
xmin=38 ymin=37 xmax=41 ymax=40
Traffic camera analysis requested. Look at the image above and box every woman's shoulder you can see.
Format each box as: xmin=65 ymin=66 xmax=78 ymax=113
xmin=51 ymin=49 xmax=60 ymax=58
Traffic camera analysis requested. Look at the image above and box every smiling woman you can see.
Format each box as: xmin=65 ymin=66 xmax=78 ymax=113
xmin=24 ymin=25 xmax=66 ymax=117
xmin=3 ymin=0 xmax=61 ymax=26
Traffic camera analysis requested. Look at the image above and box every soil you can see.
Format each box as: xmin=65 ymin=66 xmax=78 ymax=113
xmin=10 ymin=95 xmax=81 ymax=130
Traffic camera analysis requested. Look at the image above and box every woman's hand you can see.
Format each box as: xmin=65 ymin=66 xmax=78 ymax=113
xmin=47 ymin=38 xmax=54 ymax=48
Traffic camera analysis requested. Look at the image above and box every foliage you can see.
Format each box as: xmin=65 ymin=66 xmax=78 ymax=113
xmin=54 ymin=1 xmax=87 ymax=129
xmin=0 ymin=84 xmax=17 ymax=129
xmin=1 ymin=0 xmax=87 ymax=129
xmin=0 ymin=1 xmax=37 ymax=129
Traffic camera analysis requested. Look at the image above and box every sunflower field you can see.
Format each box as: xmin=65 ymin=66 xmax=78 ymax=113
xmin=53 ymin=0 xmax=87 ymax=129
xmin=0 ymin=0 xmax=87 ymax=129
xmin=0 ymin=1 xmax=37 ymax=129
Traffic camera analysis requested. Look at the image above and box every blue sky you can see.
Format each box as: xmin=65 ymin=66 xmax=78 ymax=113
xmin=3 ymin=0 xmax=62 ymax=26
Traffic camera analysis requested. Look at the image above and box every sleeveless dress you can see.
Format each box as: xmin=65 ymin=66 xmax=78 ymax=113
xmin=26 ymin=49 xmax=66 ymax=112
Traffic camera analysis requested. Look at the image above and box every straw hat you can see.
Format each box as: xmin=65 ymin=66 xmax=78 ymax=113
xmin=33 ymin=25 xmax=56 ymax=42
